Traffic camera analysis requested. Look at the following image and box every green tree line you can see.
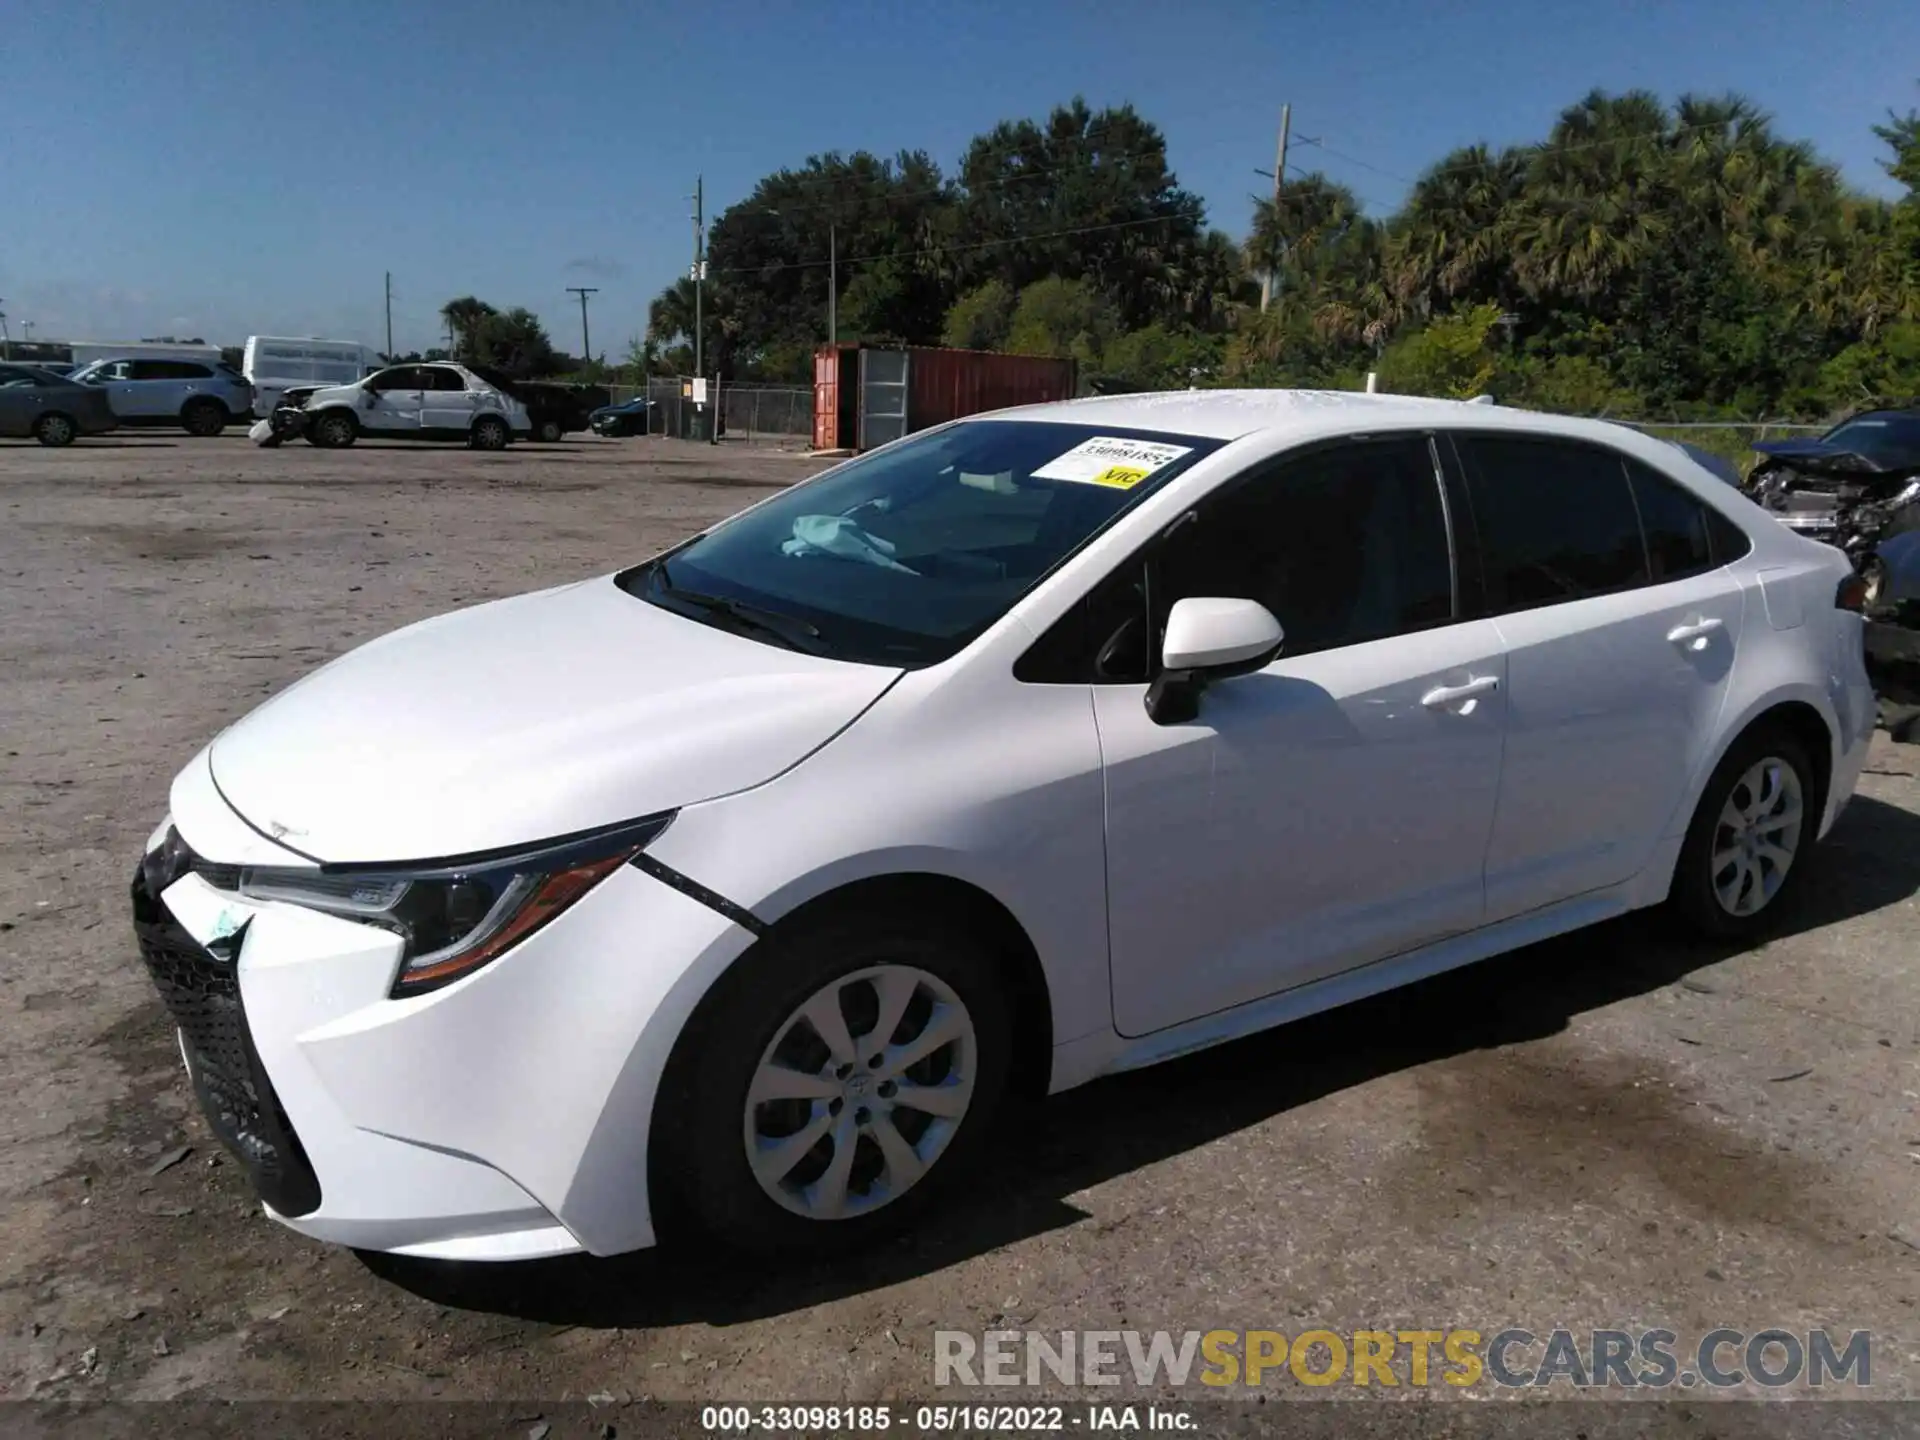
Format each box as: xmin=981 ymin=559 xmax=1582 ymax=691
xmin=644 ymin=87 xmax=1920 ymax=421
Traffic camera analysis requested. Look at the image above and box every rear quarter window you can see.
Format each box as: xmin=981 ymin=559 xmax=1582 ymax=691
xmin=1626 ymin=460 xmax=1715 ymax=582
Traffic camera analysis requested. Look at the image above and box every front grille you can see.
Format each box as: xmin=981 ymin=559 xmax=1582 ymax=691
xmin=131 ymin=837 xmax=321 ymax=1217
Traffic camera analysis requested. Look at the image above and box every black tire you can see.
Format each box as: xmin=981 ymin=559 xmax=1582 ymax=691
xmin=535 ymin=418 xmax=564 ymax=444
xmin=33 ymin=412 xmax=78 ymax=447
xmin=308 ymin=410 xmax=357 ymax=449
xmin=181 ymin=399 xmax=228 ymax=437
xmin=1668 ymin=723 xmax=1819 ymax=941
xmin=657 ymin=910 xmax=1013 ymax=1256
xmin=470 ymin=415 xmax=511 ymax=450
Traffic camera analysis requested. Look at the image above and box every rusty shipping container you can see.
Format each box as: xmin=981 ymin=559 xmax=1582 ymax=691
xmin=813 ymin=345 xmax=1077 ymax=452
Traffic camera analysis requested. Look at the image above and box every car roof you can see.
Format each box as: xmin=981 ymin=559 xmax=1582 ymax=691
xmin=986 ymin=387 xmax=1641 ymax=446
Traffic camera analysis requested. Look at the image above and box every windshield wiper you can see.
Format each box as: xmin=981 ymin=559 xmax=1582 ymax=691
xmin=652 ymin=565 xmax=827 ymax=655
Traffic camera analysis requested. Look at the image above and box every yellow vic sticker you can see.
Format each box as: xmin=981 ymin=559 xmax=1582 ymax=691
xmin=1090 ymin=464 xmax=1150 ymax=489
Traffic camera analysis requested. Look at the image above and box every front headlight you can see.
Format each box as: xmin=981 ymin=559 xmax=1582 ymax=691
xmin=237 ymin=812 xmax=674 ymax=996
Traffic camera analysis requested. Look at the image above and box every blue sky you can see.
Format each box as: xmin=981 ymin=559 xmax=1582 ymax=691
xmin=4 ymin=0 xmax=1916 ymax=356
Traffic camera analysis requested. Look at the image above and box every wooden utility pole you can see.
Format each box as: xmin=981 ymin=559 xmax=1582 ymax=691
xmin=1260 ymin=104 xmax=1292 ymax=313
xmin=384 ymin=272 xmax=393 ymax=359
xmin=567 ymin=286 xmax=598 ymax=365
xmin=691 ymin=175 xmax=705 ymax=379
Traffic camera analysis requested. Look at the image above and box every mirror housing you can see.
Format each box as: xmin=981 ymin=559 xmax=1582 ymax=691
xmin=1146 ymin=597 xmax=1284 ymax=725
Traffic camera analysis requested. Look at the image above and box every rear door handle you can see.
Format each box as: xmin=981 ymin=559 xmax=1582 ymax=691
xmin=1421 ymin=675 xmax=1500 ymax=709
xmin=1667 ymin=617 xmax=1724 ymax=649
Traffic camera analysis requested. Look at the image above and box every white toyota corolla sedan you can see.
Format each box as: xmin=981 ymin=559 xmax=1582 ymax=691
xmin=132 ymin=390 xmax=1875 ymax=1262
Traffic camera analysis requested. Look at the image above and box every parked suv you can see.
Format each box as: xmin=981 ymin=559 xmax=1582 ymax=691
xmin=297 ymin=362 xmax=530 ymax=449
xmin=68 ymin=358 xmax=254 ymax=436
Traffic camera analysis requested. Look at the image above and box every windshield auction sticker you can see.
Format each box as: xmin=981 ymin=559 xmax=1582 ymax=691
xmin=1032 ymin=436 xmax=1193 ymax=490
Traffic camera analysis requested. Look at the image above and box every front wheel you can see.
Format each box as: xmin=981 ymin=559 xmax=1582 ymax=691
xmin=534 ymin=418 xmax=564 ymax=444
xmin=308 ymin=411 xmax=357 ymax=448
xmin=33 ymin=412 xmax=77 ymax=447
xmin=660 ymin=914 xmax=1012 ymax=1255
xmin=1668 ymin=725 xmax=1818 ymax=940
xmin=470 ymin=415 xmax=510 ymax=450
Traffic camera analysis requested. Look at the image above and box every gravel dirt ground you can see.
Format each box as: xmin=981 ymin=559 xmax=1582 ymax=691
xmin=0 ymin=433 xmax=1916 ymax=1429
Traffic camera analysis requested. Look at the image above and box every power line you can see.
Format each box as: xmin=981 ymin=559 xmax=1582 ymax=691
xmin=1293 ymin=115 xmax=1792 ymax=193
xmin=710 ymin=135 xmax=1186 ymax=227
xmin=706 ymin=208 xmax=1206 ymax=279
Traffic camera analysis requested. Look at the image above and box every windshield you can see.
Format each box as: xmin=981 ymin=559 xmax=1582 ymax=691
xmin=1822 ymin=412 xmax=1920 ymax=467
xmin=620 ymin=419 xmax=1224 ymax=667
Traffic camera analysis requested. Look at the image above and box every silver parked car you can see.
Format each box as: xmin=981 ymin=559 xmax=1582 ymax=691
xmin=67 ymin=357 xmax=254 ymax=436
xmin=0 ymin=363 xmax=120 ymax=445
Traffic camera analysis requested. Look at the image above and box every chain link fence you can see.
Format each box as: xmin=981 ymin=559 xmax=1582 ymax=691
xmin=601 ymin=379 xmax=814 ymax=447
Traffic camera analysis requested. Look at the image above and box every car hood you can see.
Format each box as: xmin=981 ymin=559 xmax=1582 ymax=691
xmin=208 ymin=575 xmax=901 ymax=863
xmin=1751 ymin=437 xmax=1912 ymax=475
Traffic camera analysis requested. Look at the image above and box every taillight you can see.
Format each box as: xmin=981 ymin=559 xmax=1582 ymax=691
xmin=1835 ymin=573 xmax=1868 ymax=612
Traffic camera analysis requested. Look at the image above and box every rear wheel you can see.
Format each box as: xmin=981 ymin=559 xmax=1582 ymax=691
xmin=1668 ymin=724 xmax=1818 ymax=940
xmin=534 ymin=418 xmax=564 ymax=444
xmin=181 ymin=399 xmax=228 ymax=437
xmin=308 ymin=410 xmax=357 ymax=449
xmin=470 ymin=415 xmax=511 ymax=450
xmin=33 ymin=412 xmax=77 ymax=447
xmin=659 ymin=913 xmax=1012 ymax=1255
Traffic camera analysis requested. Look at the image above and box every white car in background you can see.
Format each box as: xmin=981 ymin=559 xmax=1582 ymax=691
xmin=131 ymin=390 xmax=1873 ymax=1262
xmin=297 ymin=361 xmax=529 ymax=449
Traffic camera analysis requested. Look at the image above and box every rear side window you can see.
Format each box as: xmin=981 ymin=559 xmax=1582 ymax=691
xmin=1626 ymin=461 xmax=1714 ymax=581
xmin=132 ymin=360 xmax=212 ymax=380
xmin=423 ymin=367 xmax=468 ymax=391
xmin=1455 ymin=436 xmax=1648 ymax=613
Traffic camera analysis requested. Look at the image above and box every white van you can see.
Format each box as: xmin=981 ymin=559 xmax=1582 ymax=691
xmin=242 ymin=337 xmax=376 ymax=417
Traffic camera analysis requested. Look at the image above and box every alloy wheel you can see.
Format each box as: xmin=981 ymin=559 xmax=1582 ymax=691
xmin=36 ymin=414 xmax=76 ymax=446
xmin=1710 ymin=757 xmax=1805 ymax=917
xmin=743 ymin=965 xmax=977 ymax=1222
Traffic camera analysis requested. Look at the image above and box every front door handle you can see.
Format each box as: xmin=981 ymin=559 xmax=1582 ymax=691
xmin=1667 ymin=617 xmax=1724 ymax=650
xmin=1421 ymin=675 xmax=1500 ymax=709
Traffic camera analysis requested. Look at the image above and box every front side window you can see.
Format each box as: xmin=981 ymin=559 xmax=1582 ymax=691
xmin=365 ymin=367 xmax=421 ymax=391
xmin=1155 ymin=435 xmax=1455 ymax=659
xmin=1455 ymin=435 xmax=1648 ymax=613
xmin=620 ymin=419 xmax=1225 ymax=667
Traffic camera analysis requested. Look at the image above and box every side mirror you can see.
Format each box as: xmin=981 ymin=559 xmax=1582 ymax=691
xmin=1145 ymin=597 xmax=1284 ymax=725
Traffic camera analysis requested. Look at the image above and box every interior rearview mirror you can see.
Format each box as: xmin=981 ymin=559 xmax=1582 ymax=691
xmin=1146 ymin=597 xmax=1284 ymax=725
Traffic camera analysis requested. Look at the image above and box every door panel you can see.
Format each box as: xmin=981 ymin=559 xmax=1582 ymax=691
xmin=858 ymin=348 xmax=909 ymax=451
xmin=420 ymin=370 xmax=476 ymax=432
xmin=1482 ymin=573 xmax=1744 ymax=919
xmin=361 ymin=367 xmax=422 ymax=432
xmin=1448 ymin=433 xmax=1748 ymax=919
xmin=1100 ymin=621 xmax=1508 ymax=1035
xmin=1095 ymin=433 xmax=1507 ymax=1038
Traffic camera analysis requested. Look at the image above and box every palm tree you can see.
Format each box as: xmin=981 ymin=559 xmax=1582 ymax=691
xmin=1508 ymin=92 xmax=1672 ymax=303
xmin=647 ymin=277 xmax=699 ymax=352
xmin=439 ymin=296 xmax=497 ymax=359
xmin=1385 ymin=145 xmax=1528 ymax=314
